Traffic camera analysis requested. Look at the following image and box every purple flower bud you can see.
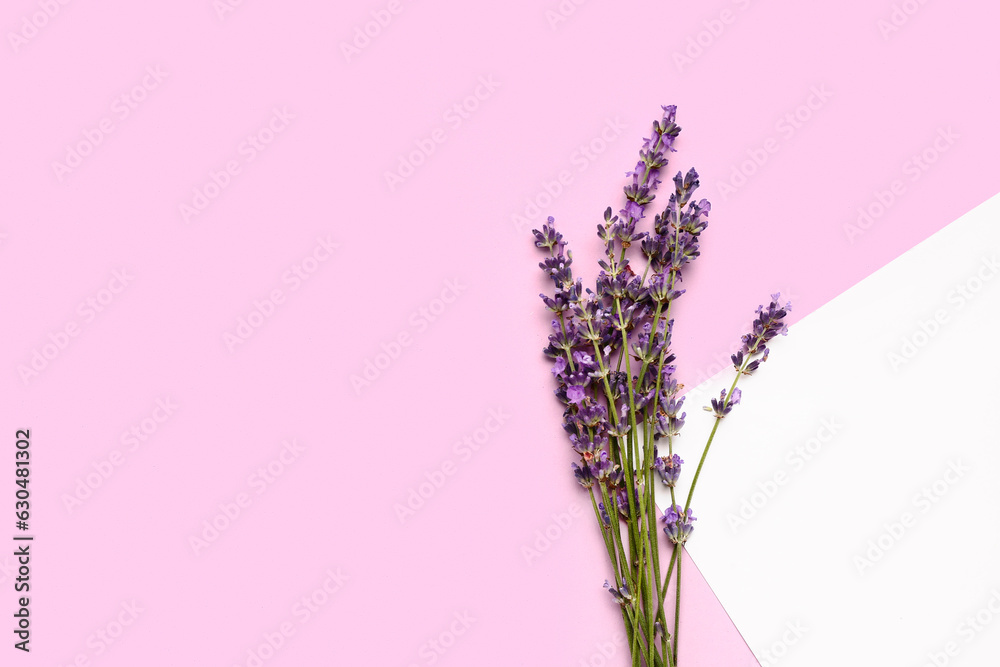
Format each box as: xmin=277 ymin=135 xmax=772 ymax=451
xmin=706 ymin=388 xmax=740 ymax=419
xmin=673 ymin=168 xmax=700 ymax=207
xmin=604 ymin=580 xmax=633 ymax=606
xmin=572 ymin=461 xmax=595 ymax=488
xmin=576 ymin=402 xmax=608 ymax=429
xmin=571 ymin=350 xmax=598 ymax=375
xmin=569 ymin=434 xmax=594 ymax=456
xmin=661 ymin=504 xmax=696 ymax=544
xmin=532 ymin=219 xmax=564 ymax=251
xmin=621 ymin=200 xmax=645 ymax=221
xmin=615 ymin=482 xmax=643 ymax=520
xmin=654 ymin=453 xmax=684 ymax=487
xmin=539 ymin=255 xmax=574 ymax=286
xmin=607 ymin=465 xmax=624 ymax=488
xmin=741 ymin=293 xmax=792 ymax=355
xmin=592 ymin=451 xmax=613 ymax=481
xmin=598 ymin=502 xmax=611 ymax=527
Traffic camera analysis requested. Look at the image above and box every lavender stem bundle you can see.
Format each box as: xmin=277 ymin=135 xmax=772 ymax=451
xmin=532 ymin=106 xmax=790 ymax=667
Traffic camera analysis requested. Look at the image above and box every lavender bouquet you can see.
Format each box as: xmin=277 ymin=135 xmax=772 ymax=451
xmin=532 ymin=106 xmax=790 ymax=666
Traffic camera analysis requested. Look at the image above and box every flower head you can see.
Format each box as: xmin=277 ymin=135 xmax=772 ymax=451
xmin=532 ymin=217 xmax=565 ymax=253
xmin=592 ymin=450 xmax=614 ymax=481
xmin=571 ymin=461 xmax=595 ymax=488
xmin=604 ymin=580 xmax=633 ymax=606
xmin=740 ymin=293 xmax=792 ymax=358
xmin=620 ymin=107 xmax=682 ymax=223
xmin=598 ymin=502 xmax=611 ymax=527
xmin=662 ymin=505 xmax=696 ymax=544
xmin=705 ymin=387 xmax=741 ymax=419
xmin=615 ymin=481 xmax=643 ymax=520
xmin=565 ymin=385 xmax=586 ymax=404
xmin=654 ymin=453 xmax=684 ymax=487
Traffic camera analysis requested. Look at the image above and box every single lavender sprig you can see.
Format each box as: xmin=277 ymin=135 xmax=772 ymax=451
xmin=658 ymin=294 xmax=791 ymax=663
xmin=683 ymin=293 xmax=793 ymax=514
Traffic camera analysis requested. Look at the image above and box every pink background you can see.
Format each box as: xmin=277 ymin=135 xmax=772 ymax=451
xmin=2 ymin=0 xmax=998 ymax=664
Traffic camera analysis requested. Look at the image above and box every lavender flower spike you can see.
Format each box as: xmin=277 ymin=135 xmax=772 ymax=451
xmin=621 ymin=105 xmax=681 ymax=222
xmin=739 ymin=293 xmax=792 ymax=360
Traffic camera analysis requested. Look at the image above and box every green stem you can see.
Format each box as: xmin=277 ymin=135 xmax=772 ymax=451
xmin=683 ymin=373 xmax=739 ymax=513
xmin=614 ymin=297 xmax=655 ymax=658
xmin=625 ymin=604 xmax=652 ymax=667
xmin=659 ymin=544 xmax=679 ymax=611
xmin=590 ymin=488 xmax=621 ymax=583
xmin=590 ymin=488 xmax=643 ymax=655
xmin=585 ymin=328 xmax=624 ymax=464
xmin=673 ymin=547 xmax=682 ymax=664
xmin=602 ymin=484 xmax=633 ymax=592
xmin=612 ymin=298 xmax=643 ymax=565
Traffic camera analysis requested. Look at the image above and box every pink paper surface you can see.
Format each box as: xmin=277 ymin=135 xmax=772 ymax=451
xmin=2 ymin=1 xmax=997 ymax=665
